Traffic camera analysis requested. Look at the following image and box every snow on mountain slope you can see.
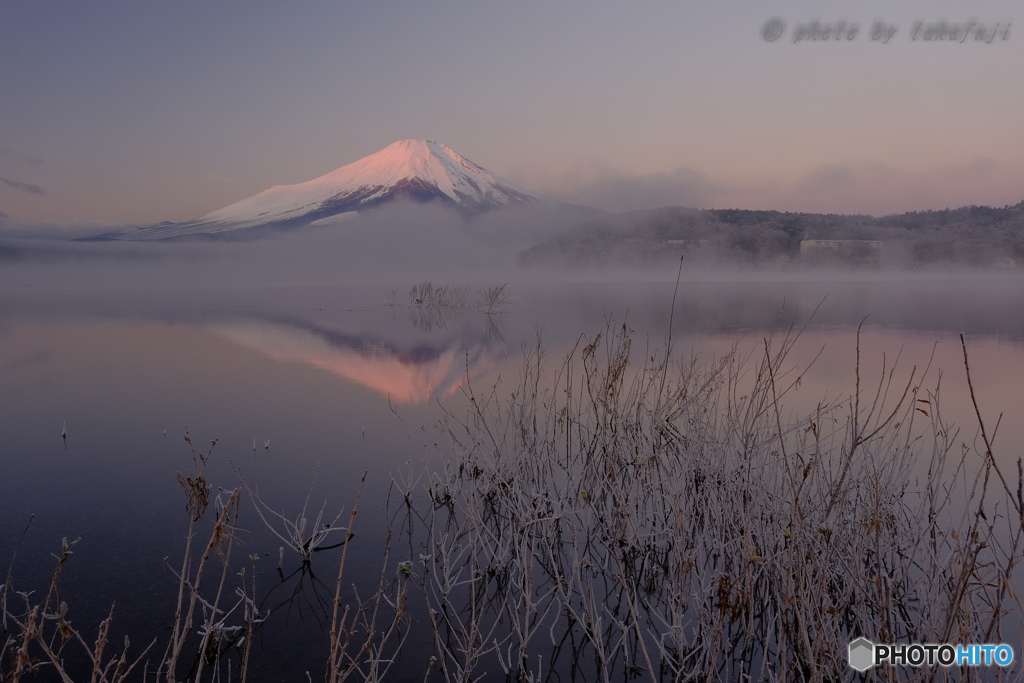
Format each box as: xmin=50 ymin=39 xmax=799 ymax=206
xmin=103 ymin=140 xmax=548 ymax=240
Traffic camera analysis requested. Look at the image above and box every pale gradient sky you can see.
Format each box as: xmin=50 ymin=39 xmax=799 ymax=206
xmin=1 ymin=0 xmax=1021 ymax=226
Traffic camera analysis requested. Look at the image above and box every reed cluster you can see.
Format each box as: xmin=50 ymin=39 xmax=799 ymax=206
xmin=399 ymin=321 xmax=1023 ymax=682
xmin=3 ymin=316 xmax=1022 ymax=681
xmin=386 ymin=282 xmax=512 ymax=314
xmin=1 ymin=435 xmax=410 ymax=683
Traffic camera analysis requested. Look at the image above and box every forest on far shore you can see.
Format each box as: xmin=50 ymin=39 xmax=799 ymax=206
xmin=519 ymin=201 xmax=1024 ymax=268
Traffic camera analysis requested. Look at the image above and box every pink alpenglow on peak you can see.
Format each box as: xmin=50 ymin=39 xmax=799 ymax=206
xmin=102 ymin=140 xmax=549 ymax=240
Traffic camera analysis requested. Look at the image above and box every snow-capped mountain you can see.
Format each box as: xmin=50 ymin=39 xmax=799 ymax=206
xmin=102 ymin=140 xmax=549 ymax=240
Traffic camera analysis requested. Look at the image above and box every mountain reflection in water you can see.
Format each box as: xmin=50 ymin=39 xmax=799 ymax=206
xmin=210 ymin=317 xmax=506 ymax=405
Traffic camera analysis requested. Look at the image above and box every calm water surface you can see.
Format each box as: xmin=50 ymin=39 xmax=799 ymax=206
xmin=2 ymin=273 xmax=1022 ymax=680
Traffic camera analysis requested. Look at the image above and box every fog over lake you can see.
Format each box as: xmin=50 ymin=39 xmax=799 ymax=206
xmin=2 ymin=231 xmax=1022 ymax=680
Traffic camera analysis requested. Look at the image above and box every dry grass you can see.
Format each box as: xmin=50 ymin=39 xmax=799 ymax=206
xmin=385 ymin=282 xmax=513 ymax=315
xmin=397 ymin=318 xmax=1024 ymax=682
xmin=3 ymin=297 xmax=1022 ymax=681
xmin=0 ymin=433 xmax=408 ymax=683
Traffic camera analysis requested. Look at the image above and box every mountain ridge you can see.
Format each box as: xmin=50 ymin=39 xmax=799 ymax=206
xmin=93 ymin=140 xmax=551 ymax=241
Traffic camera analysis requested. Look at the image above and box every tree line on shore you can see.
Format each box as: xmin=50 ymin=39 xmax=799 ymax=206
xmin=520 ymin=201 xmax=1024 ymax=268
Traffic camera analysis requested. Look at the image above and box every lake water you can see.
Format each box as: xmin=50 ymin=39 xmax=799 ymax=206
xmin=2 ymin=269 xmax=1022 ymax=680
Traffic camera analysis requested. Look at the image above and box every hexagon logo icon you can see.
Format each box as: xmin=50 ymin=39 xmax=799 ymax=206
xmin=848 ymin=637 xmax=875 ymax=671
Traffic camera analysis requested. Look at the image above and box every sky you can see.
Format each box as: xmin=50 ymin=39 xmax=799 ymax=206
xmin=1 ymin=0 xmax=1021 ymax=229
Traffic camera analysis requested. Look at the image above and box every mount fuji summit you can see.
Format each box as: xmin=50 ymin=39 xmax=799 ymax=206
xmin=101 ymin=140 xmax=551 ymax=240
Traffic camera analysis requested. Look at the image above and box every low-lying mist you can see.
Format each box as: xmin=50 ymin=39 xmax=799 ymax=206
xmin=2 ymin=199 xmax=1022 ymax=346
xmin=520 ymin=203 xmax=1024 ymax=271
xmin=6 ymin=199 xmax=1024 ymax=288
xmin=0 ymin=201 xmax=597 ymax=288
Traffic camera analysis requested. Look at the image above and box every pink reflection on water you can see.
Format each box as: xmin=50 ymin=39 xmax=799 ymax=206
xmin=211 ymin=321 xmax=506 ymax=405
